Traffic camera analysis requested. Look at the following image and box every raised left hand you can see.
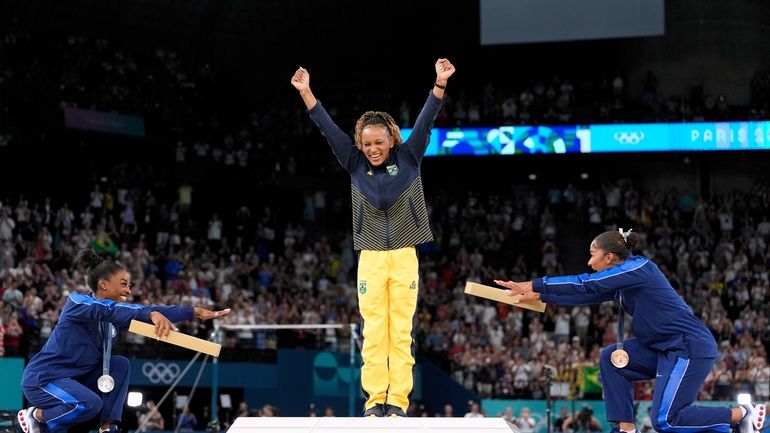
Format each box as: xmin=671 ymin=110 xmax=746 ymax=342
xmin=493 ymin=280 xmax=540 ymax=302
xmin=194 ymin=307 xmax=232 ymax=320
xmin=435 ymin=58 xmax=456 ymax=84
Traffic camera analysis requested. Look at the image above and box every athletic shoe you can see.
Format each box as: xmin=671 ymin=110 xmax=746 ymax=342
xmin=385 ymin=405 xmax=407 ymax=417
xmin=17 ymin=407 xmax=43 ymax=433
xmin=739 ymin=403 xmax=766 ymax=433
xmin=363 ymin=404 xmax=385 ymax=418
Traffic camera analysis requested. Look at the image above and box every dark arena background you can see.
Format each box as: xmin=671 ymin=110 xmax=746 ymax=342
xmin=1 ymin=1 xmax=770 ymax=433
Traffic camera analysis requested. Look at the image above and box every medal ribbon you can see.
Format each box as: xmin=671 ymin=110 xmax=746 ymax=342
xmin=617 ymin=293 xmax=624 ymax=351
xmin=102 ymin=322 xmax=114 ymax=378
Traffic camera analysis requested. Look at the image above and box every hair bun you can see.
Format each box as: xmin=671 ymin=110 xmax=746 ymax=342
xmin=625 ymin=232 xmax=641 ymax=251
xmin=74 ymin=248 xmax=105 ymax=270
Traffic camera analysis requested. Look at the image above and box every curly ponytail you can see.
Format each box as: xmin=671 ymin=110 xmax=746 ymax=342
xmin=354 ymin=111 xmax=402 ymax=149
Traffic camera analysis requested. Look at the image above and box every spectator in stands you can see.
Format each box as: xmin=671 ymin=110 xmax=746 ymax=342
xmin=236 ymin=402 xmax=250 ymax=418
xmin=137 ymin=400 xmax=164 ymax=431
xmin=554 ymin=406 xmax=572 ymax=432
xmin=502 ymin=406 xmax=514 ymax=424
xmin=176 ymin=406 xmax=198 ymax=432
xmin=0 ymin=314 xmax=5 ymax=357
xmin=464 ymin=401 xmax=484 ymax=418
xmin=3 ymin=281 xmax=23 ymax=311
xmin=513 ymin=407 xmax=536 ymax=433
xmin=0 ymin=208 xmax=15 ymax=244
xmin=496 ymin=229 xmax=765 ymax=433
xmin=291 ymin=58 xmax=455 ymax=418
xmin=3 ymin=309 xmax=22 ymax=356
xmin=260 ymin=405 xmax=277 ymax=417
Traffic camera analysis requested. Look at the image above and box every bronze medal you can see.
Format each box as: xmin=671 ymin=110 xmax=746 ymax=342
xmin=611 ymin=349 xmax=629 ymax=368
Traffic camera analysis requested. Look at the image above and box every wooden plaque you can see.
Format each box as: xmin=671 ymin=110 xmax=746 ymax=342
xmin=128 ymin=319 xmax=222 ymax=357
xmin=464 ymin=281 xmax=547 ymax=313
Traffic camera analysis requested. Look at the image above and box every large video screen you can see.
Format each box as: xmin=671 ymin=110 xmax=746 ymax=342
xmin=401 ymin=121 xmax=770 ymax=157
xmin=480 ymin=0 xmax=664 ymax=45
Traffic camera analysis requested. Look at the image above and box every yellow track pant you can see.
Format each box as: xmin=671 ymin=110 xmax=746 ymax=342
xmin=357 ymin=247 xmax=419 ymax=413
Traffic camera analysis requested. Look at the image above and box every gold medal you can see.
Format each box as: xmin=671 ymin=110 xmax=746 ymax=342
xmin=610 ymin=349 xmax=629 ymax=368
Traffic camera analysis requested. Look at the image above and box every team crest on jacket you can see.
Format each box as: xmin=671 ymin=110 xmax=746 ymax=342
xmin=386 ymin=164 xmax=399 ymax=176
xmin=410 ymin=281 xmax=416 ymax=290
xmin=359 ymin=280 xmax=367 ymax=294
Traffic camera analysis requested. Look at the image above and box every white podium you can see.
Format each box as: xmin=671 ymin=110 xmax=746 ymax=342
xmin=227 ymin=417 xmax=519 ymax=433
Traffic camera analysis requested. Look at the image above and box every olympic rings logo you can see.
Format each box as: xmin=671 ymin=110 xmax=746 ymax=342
xmin=142 ymin=362 xmax=181 ymax=384
xmin=613 ymin=131 xmax=645 ymax=144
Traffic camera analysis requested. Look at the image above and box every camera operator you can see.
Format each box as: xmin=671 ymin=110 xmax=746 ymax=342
xmin=562 ymin=406 xmax=602 ymax=433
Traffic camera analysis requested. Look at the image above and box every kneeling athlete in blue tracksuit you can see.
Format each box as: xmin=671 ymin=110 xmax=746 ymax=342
xmin=17 ymin=249 xmax=231 ymax=433
xmin=496 ymin=229 xmax=765 ymax=433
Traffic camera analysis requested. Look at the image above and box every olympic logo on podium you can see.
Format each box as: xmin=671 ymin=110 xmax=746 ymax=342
xmin=142 ymin=362 xmax=181 ymax=384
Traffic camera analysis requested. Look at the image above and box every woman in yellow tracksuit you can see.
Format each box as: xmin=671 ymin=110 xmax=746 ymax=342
xmin=291 ymin=58 xmax=455 ymax=417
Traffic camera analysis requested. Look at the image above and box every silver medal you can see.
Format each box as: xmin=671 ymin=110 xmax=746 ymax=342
xmin=97 ymin=374 xmax=115 ymax=393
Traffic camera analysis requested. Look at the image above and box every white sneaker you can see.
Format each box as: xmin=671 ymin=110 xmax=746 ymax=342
xmin=17 ymin=407 xmax=43 ymax=433
xmin=739 ymin=403 xmax=766 ymax=433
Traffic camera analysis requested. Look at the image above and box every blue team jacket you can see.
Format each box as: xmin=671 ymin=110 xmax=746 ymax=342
xmin=532 ymin=254 xmax=717 ymax=358
xmin=22 ymin=293 xmax=194 ymax=387
xmin=308 ymin=91 xmax=443 ymax=251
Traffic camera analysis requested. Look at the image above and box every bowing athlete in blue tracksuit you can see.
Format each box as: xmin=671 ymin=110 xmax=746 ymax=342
xmin=17 ymin=249 xmax=230 ymax=433
xmin=495 ymin=229 xmax=765 ymax=433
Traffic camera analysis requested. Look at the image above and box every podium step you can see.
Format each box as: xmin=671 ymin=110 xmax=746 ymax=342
xmin=228 ymin=417 xmax=519 ymax=433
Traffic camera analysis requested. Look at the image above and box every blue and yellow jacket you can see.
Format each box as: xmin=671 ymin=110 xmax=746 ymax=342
xmin=22 ymin=293 xmax=193 ymax=387
xmin=533 ymin=254 xmax=717 ymax=358
xmin=308 ymin=92 xmax=443 ymax=251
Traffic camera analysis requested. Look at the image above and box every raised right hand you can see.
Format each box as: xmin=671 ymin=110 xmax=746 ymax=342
xmin=290 ymin=67 xmax=310 ymax=92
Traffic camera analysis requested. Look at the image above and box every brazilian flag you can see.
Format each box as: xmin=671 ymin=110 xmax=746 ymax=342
xmin=579 ymin=366 xmax=603 ymax=398
xmin=93 ymin=235 xmax=118 ymax=257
